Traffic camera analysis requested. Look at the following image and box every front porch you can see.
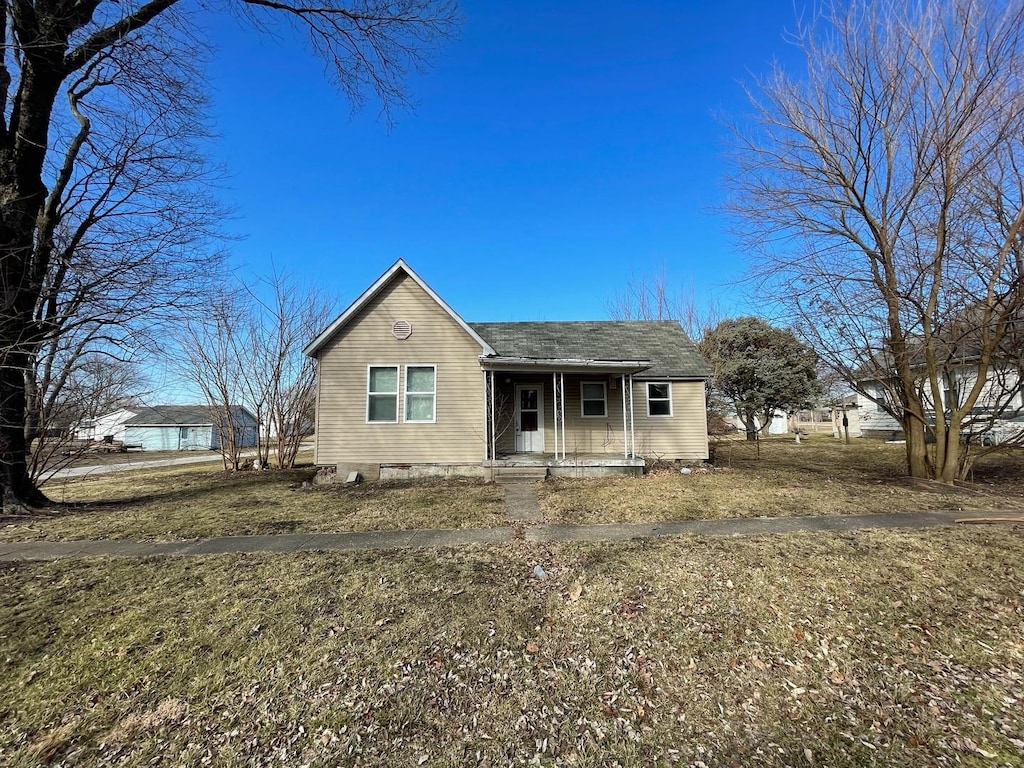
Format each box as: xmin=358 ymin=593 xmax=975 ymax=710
xmin=481 ymin=359 xmax=649 ymax=471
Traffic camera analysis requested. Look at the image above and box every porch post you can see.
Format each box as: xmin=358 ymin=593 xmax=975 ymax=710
xmin=482 ymin=370 xmax=488 ymax=462
xmin=552 ymin=371 xmax=559 ymax=461
xmin=489 ymin=370 xmax=496 ymax=465
xmin=621 ymin=375 xmax=628 ymax=459
xmin=560 ymin=372 xmax=566 ymax=460
xmin=622 ymin=376 xmax=630 ymax=460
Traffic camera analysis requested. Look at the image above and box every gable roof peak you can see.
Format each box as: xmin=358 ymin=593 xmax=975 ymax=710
xmin=303 ymin=259 xmax=495 ymax=357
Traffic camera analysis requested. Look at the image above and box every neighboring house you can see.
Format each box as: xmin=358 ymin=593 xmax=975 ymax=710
xmin=78 ymin=405 xmax=259 ymax=451
xmin=304 ymin=260 xmax=712 ymax=480
xmin=855 ymin=360 xmax=1023 ymax=442
xmin=73 ymin=407 xmax=137 ymax=442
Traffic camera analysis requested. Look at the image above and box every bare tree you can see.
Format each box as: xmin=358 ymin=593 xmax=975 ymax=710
xmin=178 ymin=271 xmax=334 ymax=471
xmin=243 ymin=270 xmax=334 ymax=469
xmin=177 ymin=292 xmax=250 ymax=470
xmin=607 ymin=269 xmax=722 ymax=341
xmin=727 ymin=0 xmax=1024 ymax=481
xmin=0 ymin=0 xmax=458 ymax=510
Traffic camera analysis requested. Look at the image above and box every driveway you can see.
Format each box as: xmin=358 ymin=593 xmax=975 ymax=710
xmin=41 ymin=452 xmax=232 ymax=483
xmin=40 ymin=444 xmax=314 ymax=484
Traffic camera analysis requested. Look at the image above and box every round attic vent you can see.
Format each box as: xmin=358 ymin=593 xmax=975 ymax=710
xmin=392 ymin=320 xmax=412 ymax=340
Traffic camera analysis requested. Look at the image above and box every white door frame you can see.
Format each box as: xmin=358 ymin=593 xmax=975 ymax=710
xmin=514 ymin=383 xmax=545 ymax=453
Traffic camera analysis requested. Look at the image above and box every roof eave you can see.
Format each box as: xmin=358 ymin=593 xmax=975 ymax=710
xmin=633 ymin=373 xmax=712 ymax=381
xmin=127 ymin=422 xmax=213 ymax=427
xmin=479 ymin=356 xmax=652 ymax=374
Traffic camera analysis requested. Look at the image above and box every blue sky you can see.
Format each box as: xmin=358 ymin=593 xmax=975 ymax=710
xmin=199 ymin=1 xmax=805 ymax=322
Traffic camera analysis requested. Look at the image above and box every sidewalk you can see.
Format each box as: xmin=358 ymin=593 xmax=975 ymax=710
xmin=0 ymin=510 xmax=1006 ymax=562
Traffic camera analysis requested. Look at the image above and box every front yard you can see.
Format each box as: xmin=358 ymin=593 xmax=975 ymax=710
xmin=3 ymin=465 xmax=506 ymax=542
xmin=3 ymin=436 xmax=1022 ymax=543
xmin=539 ymin=437 xmax=1024 ymax=524
xmin=2 ymin=527 xmax=1022 ymax=766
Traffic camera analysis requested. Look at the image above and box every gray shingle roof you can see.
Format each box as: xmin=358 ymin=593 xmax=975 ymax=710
xmin=123 ymin=405 xmax=255 ymax=426
xmin=469 ymin=321 xmax=711 ymax=379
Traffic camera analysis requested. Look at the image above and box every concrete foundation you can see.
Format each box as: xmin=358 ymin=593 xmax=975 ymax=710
xmin=313 ymin=462 xmax=382 ymax=484
xmin=379 ymin=463 xmax=489 ymax=481
xmin=317 ymin=455 xmax=647 ymax=483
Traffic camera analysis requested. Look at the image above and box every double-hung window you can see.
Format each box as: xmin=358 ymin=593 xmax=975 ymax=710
xmin=405 ymin=365 xmax=436 ymax=423
xmin=367 ymin=366 xmax=399 ymax=422
xmin=647 ymin=382 xmax=672 ymax=416
xmin=581 ymin=381 xmax=607 ymax=417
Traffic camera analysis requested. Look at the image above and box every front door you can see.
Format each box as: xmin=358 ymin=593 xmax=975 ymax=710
xmin=515 ymin=384 xmax=545 ymax=453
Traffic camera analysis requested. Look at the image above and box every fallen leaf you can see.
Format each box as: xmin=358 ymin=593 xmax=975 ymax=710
xmin=568 ymin=582 xmax=583 ymax=602
xmin=525 ymin=641 xmax=539 ymax=654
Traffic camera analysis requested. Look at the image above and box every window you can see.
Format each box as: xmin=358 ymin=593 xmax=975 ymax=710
xmin=367 ymin=366 xmax=398 ymax=422
xmin=581 ymin=381 xmax=607 ymax=417
xmin=647 ymin=382 xmax=672 ymax=416
xmin=405 ymin=365 xmax=436 ymax=423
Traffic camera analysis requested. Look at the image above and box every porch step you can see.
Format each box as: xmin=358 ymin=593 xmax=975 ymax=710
xmin=493 ymin=466 xmax=549 ymax=483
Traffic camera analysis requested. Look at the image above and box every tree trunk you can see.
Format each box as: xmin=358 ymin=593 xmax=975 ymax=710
xmin=744 ymin=412 xmax=757 ymax=441
xmin=904 ymin=417 xmax=932 ymax=479
xmin=934 ymin=420 xmax=962 ymax=483
xmin=0 ymin=353 xmax=51 ymax=510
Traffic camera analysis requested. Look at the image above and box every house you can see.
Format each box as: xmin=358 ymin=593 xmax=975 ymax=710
xmin=77 ymin=405 xmax=259 ymax=451
xmin=855 ymin=350 xmax=1023 ymax=443
xmin=73 ymin=407 xmax=137 ymax=442
xmin=304 ymin=260 xmax=712 ymax=480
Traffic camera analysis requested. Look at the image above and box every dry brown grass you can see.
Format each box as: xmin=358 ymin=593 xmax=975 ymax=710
xmin=539 ymin=436 xmax=1024 ymax=524
xmin=0 ymin=463 xmax=506 ymax=542
xmin=2 ymin=526 xmax=1022 ymax=766
xmin=6 ymin=436 xmax=1024 ymax=544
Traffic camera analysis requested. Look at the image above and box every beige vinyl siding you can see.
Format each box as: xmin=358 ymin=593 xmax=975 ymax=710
xmin=492 ymin=375 xmax=708 ymax=459
xmin=314 ymin=272 xmax=485 ymax=466
xmin=633 ymin=380 xmax=709 ymax=460
xmin=561 ymin=376 xmax=626 ymax=454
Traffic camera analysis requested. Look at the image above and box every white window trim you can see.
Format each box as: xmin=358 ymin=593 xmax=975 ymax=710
xmin=404 ymin=364 xmax=437 ymax=424
xmin=366 ymin=365 xmax=399 ymax=424
xmin=580 ymin=380 xmax=608 ymax=418
xmin=647 ymin=381 xmax=673 ymax=417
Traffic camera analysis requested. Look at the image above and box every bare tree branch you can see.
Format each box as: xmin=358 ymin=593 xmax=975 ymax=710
xmin=726 ymin=0 xmax=1024 ymax=481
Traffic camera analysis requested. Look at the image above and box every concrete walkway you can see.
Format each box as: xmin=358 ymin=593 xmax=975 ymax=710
xmin=501 ymin=482 xmax=542 ymax=521
xmin=0 ymin=510 xmax=1012 ymax=562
